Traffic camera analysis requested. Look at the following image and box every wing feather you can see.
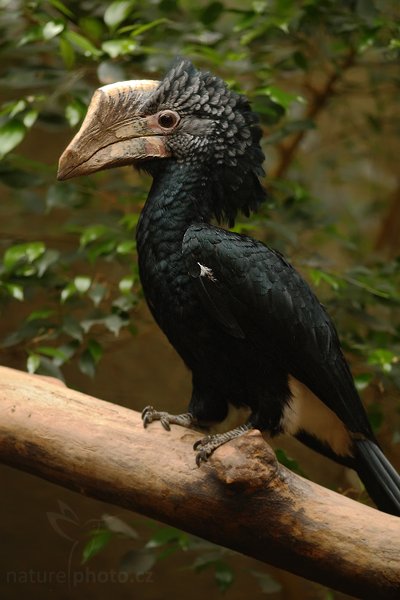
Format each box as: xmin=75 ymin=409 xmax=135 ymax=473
xmin=183 ymin=223 xmax=374 ymax=439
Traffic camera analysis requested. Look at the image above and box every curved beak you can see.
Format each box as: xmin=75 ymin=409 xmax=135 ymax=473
xmin=57 ymin=79 xmax=168 ymax=180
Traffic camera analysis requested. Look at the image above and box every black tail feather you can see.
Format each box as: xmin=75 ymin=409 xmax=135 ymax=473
xmin=354 ymin=439 xmax=400 ymax=517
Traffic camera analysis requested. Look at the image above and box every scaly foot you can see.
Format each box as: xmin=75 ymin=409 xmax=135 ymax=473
xmin=141 ymin=405 xmax=194 ymax=431
xmin=193 ymin=423 xmax=252 ymax=466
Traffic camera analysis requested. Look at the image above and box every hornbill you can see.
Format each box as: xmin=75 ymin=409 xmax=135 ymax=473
xmin=58 ymin=59 xmax=400 ymax=516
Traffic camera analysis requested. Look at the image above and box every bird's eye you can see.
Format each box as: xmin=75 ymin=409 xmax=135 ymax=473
xmin=158 ymin=110 xmax=179 ymax=130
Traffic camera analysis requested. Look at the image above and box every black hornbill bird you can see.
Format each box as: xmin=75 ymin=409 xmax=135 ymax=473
xmin=58 ymin=59 xmax=400 ymax=516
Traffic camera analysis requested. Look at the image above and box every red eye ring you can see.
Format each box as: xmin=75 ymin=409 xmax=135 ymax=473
xmin=158 ymin=110 xmax=179 ymax=130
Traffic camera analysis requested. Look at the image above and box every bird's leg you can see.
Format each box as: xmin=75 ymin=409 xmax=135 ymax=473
xmin=141 ymin=405 xmax=194 ymax=431
xmin=193 ymin=422 xmax=253 ymax=467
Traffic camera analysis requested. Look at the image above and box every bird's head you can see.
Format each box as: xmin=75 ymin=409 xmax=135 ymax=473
xmin=58 ymin=59 xmax=265 ymax=224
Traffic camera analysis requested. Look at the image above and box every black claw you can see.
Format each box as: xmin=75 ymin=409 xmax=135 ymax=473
xmin=142 ymin=405 xmax=156 ymax=428
xmin=196 ymin=450 xmax=208 ymax=467
xmin=141 ymin=407 xmax=194 ymax=434
xmin=142 ymin=406 xmax=154 ymax=427
xmin=160 ymin=418 xmax=171 ymax=431
xmin=141 ymin=405 xmax=153 ymax=418
xmin=193 ymin=435 xmax=211 ymax=450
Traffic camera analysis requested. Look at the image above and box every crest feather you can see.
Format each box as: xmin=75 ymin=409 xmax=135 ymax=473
xmin=143 ymin=59 xmax=266 ymax=226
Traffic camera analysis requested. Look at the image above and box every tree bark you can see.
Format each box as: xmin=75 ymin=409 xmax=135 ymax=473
xmin=0 ymin=366 xmax=399 ymax=599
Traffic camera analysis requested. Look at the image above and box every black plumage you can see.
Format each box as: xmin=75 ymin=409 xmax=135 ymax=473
xmin=58 ymin=59 xmax=400 ymax=516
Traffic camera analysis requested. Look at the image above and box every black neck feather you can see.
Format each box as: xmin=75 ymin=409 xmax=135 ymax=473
xmin=139 ymin=157 xmax=266 ymax=229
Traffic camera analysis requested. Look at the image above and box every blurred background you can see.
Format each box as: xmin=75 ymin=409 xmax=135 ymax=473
xmin=0 ymin=0 xmax=399 ymax=598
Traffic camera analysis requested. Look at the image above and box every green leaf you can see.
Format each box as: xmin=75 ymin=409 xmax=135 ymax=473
xmin=59 ymin=36 xmax=75 ymax=69
xmin=80 ymin=224 xmax=108 ymax=247
xmin=119 ymin=549 xmax=157 ymax=575
xmin=104 ymin=0 xmax=136 ymax=30
xmin=79 ymin=349 xmax=96 ymax=378
xmin=5 ymin=283 xmax=24 ymax=301
xmin=35 ymin=346 xmax=69 ymax=361
xmin=86 ymin=239 xmax=117 ymax=262
xmin=42 ymin=21 xmax=64 ymax=40
xmin=82 ymin=529 xmax=113 ymax=564
xmin=89 ymin=283 xmax=107 ymax=306
xmin=80 ymin=318 xmax=98 ymax=334
xmin=146 ymin=526 xmax=183 ymax=549
xmin=27 ymin=309 xmax=55 ymax=322
xmin=102 ymin=39 xmax=137 ymax=58
xmin=104 ymin=314 xmax=126 ymax=336
xmin=22 ymin=110 xmax=38 ymax=128
xmin=35 ymin=357 xmax=65 ymax=381
xmin=27 ymin=354 xmax=41 ymax=374
xmin=0 ymin=99 xmax=26 ymax=118
xmin=128 ymin=18 xmax=168 ymax=37
xmin=116 ymin=239 xmax=135 ymax=254
xmin=251 ymin=570 xmax=282 ymax=594
xmin=65 ymin=98 xmax=87 ymax=127
xmin=79 ymin=17 xmax=104 ymax=40
xmin=62 ymin=316 xmax=84 ymax=341
xmin=354 ymin=373 xmax=373 ymax=391
xmin=52 ymin=342 xmax=78 ymax=366
xmin=0 ymin=120 xmax=26 ymax=158
xmin=1 ymin=320 xmax=44 ymax=349
xmin=49 ymin=0 xmax=75 ymax=18
xmin=18 ymin=25 xmax=43 ymax=46
xmin=192 ymin=551 xmax=222 ymax=572
xmin=214 ymin=562 xmax=234 ymax=592
xmin=61 ymin=282 xmax=77 ymax=303
xmin=3 ymin=241 xmax=45 ymax=270
xmin=102 ymin=514 xmax=138 ymax=538
xmin=36 ymin=249 xmax=60 ymax=277
xmin=113 ymin=295 xmax=136 ymax=313
xmin=119 ymin=275 xmax=134 ymax=294
xmin=200 ymin=2 xmax=224 ymax=26
xmin=368 ymin=349 xmax=397 ymax=373
xmin=87 ymin=339 xmax=103 ymax=363
xmin=345 ymin=275 xmax=391 ymax=299
xmin=275 ymin=448 xmax=305 ymax=477
xmin=157 ymin=0 xmax=177 ymax=12
xmin=120 ymin=213 xmax=139 ymax=230
xmin=64 ymin=30 xmax=102 ymax=58
xmin=308 ymin=268 xmax=342 ymax=291
xmin=252 ymin=96 xmax=285 ymax=125
xmin=74 ymin=275 xmax=91 ymax=294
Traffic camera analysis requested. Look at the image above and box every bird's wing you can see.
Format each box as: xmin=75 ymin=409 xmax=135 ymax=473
xmin=182 ymin=223 xmax=374 ymax=439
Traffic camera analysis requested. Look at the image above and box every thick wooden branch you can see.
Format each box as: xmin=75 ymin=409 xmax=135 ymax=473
xmin=0 ymin=366 xmax=399 ymax=598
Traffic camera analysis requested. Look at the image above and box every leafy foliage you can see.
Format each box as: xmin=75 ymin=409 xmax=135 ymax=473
xmin=1 ymin=0 xmax=399 ymax=386
xmin=82 ymin=515 xmax=282 ymax=594
xmin=1 ymin=0 xmax=400 ymax=595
